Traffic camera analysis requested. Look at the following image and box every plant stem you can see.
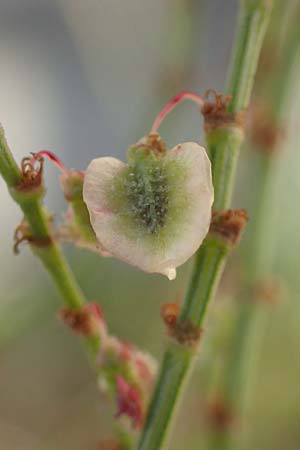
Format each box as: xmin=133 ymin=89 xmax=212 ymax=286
xmin=0 ymin=126 xmax=99 ymax=358
xmin=209 ymin=156 xmax=274 ymax=450
xmin=208 ymin=6 xmax=300 ymax=448
xmin=135 ymin=2 xmax=273 ymax=450
xmin=0 ymin=128 xmax=22 ymax=186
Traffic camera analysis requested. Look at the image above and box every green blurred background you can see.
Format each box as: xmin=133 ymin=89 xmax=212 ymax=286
xmin=0 ymin=1 xmax=300 ymax=449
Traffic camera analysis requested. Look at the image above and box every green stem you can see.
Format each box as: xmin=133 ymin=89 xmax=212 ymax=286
xmin=208 ymin=7 xmax=300 ymax=449
xmin=135 ymin=2 xmax=272 ymax=450
xmin=0 ymin=127 xmax=22 ymax=186
xmin=209 ymin=158 xmax=273 ymax=450
xmin=227 ymin=0 xmax=274 ymax=113
xmin=0 ymin=126 xmax=99 ymax=358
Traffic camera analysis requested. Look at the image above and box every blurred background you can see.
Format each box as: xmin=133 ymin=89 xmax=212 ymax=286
xmin=0 ymin=1 xmax=300 ymax=449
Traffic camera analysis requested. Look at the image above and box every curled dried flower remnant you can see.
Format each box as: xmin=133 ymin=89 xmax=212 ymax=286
xmin=83 ymin=133 xmax=214 ymax=279
xmin=13 ymin=218 xmax=52 ymax=254
xmin=210 ymin=209 xmax=249 ymax=247
xmin=13 ymin=220 xmax=32 ymax=254
xmin=17 ymin=153 xmax=44 ymax=191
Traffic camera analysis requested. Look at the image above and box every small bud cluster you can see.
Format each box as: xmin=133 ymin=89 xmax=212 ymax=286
xmin=96 ymin=318 xmax=157 ymax=429
xmin=59 ymin=302 xmax=157 ymax=429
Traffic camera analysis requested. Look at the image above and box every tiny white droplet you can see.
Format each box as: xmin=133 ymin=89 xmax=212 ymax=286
xmin=164 ymin=267 xmax=176 ymax=281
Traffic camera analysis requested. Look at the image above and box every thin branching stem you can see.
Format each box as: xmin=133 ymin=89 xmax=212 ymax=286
xmin=0 ymin=127 xmax=99 ymax=357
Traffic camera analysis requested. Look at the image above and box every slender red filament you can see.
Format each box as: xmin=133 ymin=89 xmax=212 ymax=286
xmin=35 ymin=150 xmax=67 ymax=172
xmin=150 ymin=91 xmax=204 ymax=134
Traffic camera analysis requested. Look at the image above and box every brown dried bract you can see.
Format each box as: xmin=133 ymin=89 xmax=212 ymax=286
xmin=254 ymin=278 xmax=282 ymax=306
xmin=206 ymin=397 xmax=235 ymax=431
xmin=58 ymin=305 xmax=98 ymax=336
xmin=210 ymin=209 xmax=249 ymax=247
xmin=17 ymin=153 xmax=44 ymax=191
xmin=201 ymin=89 xmax=246 ymax=133
xmin=13 ymin=220 xmax=52 ymax=254
xmin=248 ymin=101 xmax=284 ymax=154
xmin=171 ymin=319 xmax=202 ymax=347
xmin=161 ymin=301 xmax=201 ymax=346
xmin=171 ymin=319 xmax=202 ymax=346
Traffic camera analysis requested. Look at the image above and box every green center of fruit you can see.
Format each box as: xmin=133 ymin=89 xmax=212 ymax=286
xmin=108 ymin=143 xmax=189 ymax=247
xmin=125 ymin=160 xmax=169 ymax=234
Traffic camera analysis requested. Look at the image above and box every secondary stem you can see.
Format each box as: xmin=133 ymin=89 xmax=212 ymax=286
xmin=135 ymin=2 xmax=273 ymax=450
xmin=0 ymin=126 xmax=99 ymax=357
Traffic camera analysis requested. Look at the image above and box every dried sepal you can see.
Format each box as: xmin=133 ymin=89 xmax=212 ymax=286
xmin=58 ymin=302 xmax=104 ymax=337
xmin=13 ymin=217 xmax=53 ymax=254
xmin=170 ymin=319 xmax=202 ymax=347
xmin=201 ymin=90 xmax=246 ymax=133
xmin=209 ymin=209 xmax=249 ymax=248
xmin=161 ymin=301 xmax=201 ymax=347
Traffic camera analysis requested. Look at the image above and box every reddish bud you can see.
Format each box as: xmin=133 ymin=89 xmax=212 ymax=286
xmin=115 ymin=376 xmax=144 ymax=429
xmin=160 ymin=302 xmax=180 ymax=329
xmin=119 ymin=342 xmax=134 ymax=362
